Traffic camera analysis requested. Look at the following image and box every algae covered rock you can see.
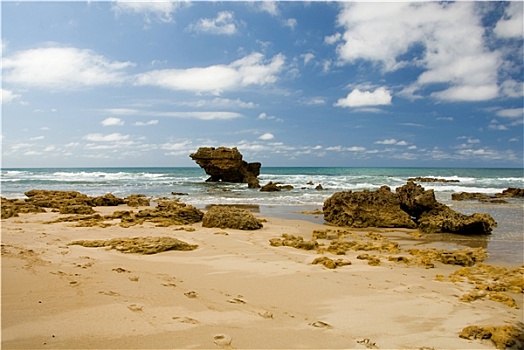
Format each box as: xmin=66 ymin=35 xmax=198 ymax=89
xmin=459 ymin=325 xmax=524 ymax=349
xmin=417 ymin=205 xmax=496 ymax=235
xmin=134 ymin=200 xmax=203 ymax=227
xmin=69 ymin=236 xmax=198 ymax=254
xmin=311 ymin=256 xmax=351 ymax=269
xmin=202 ymin=206 xmax=262 ymax=230
xmin=1 ymin=197 xmax=46 ymax=219
xmin=322 ymin=186 xmax=416 ymax=228
xmin=269 ymin=234 xmax=318 ymax=250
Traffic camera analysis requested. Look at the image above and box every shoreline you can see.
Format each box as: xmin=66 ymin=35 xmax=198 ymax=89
xmin=2 ymin=202 xmax=523 ymax=349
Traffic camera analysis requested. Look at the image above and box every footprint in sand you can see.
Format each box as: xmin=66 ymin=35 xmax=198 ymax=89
xmin=227 ymin=298 xmax=246 ymax=304
xmin=112 ymin=267 xmax=130 ymax=273
xmin=99 ymin=290 xmax=120 ymax=296
xmin=172 ymin=316 xmax=199 ymax=324
xmin=309 ymin=321 xmax=333 ymax=329
xmin=127 ymin=304 xmax=143 ymax=312
xmin=356 ymin=338 xmax=379 ymax=349
xmin=213 ymin=334 xmax=232 ymax=348
xmin=184 ymin=291 xmax=198 ymax=298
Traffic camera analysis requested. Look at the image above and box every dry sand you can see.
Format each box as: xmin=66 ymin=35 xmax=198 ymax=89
xmin=1 ymin=205 xmax=522 ymax=349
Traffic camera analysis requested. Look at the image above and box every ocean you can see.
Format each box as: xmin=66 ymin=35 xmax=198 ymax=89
xmin=1 ymin=167 xmax=523 ymax=264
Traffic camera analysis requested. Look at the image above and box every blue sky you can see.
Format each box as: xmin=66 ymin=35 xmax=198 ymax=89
xmin=1 ymin=1 xmax=523 ymax=168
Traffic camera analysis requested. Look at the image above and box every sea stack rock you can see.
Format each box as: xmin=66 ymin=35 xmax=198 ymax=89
xmin=189 ymin=147 xmax=261 ymax=188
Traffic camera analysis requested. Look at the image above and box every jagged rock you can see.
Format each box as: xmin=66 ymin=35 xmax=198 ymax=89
xmin=202 ymin=206 xmax=262 ymax=230
xmin=24 ymin=189 xmax=93 ymax=208
xmin=459 ymin=325 xmax=524 ymax=349
xmin=407 ymin=177 xmax=459 ymax=183
xmin=315 ymin=184 xmax=324 ymax=190
xmin=133 ymin=200 xmax=203 ymax=227
xmin=322 ymin=186 xmax=416 ymax=228
xmin=269 ymin=234 xmax=318 ymax=250
xmin=497 ymin=187 xmax=524 ymax=198
xmin=92 ymin=193 xmax=125 ymax=206
xmin=260 ymin=181 xmax=294 ymax=192
xmin=407 ymin=247 xmax=488 ymax=267
xmin=417 ymin=205 xmax=496 ymax=235
xmin=311 ymin=256 xmax=351 ymax=269
xmin=1 ymin=197 xmax=46 ymax=219
xmin=189 ymin=147 xmax=261 ymax=188
xmin=58 ymin=205 xmax=96 ymax=215
xmin=69 ymin=236 xmax=198 ymax=254
xmin=452 ymin=192 xmax=492 ymax=201
xmin=125 ymin=194 xmax=150 ymax=207
xmin=396 ymin=181 xmax=439 ymax=218
xmin=323 ymin=183 xmax=496 ymax=235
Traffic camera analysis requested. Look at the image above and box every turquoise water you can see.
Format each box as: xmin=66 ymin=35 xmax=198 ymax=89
xmin=2 ymin=167 xmax=522 ymax=205
xmin=1 ymin=167 xmax=522 ymax=264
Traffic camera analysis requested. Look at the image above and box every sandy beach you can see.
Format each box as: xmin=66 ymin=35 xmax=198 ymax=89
xmin=1 ymin=204 xmax=523 ymax=349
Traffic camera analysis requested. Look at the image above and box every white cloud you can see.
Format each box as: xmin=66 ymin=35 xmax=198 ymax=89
xmin=324 ymin=33 xmax=341 ymax=45
xmin=1 ymin=88 xmax=21 ymax=104
xmin=283 ymin=18 xmax=297 ymax=30
xmin=256 ymin=2 xmax=279 ymax=16
xmin=335 ymin=2 xmax=501 ymax=102
xmin=496 ymin=108 xmax=523 ymax=118
xmin=374 ymin=139 xmax=408 ymax=146
xmin=83 ymin=133 xmax=130 ymax=142
xmin=178 ymin=97 xmax=256 ymax=109
xmin=494 ymin=2 xmax=523 ymax=39
xmin=100 ymin=108 xmax=242 ymax=120
xmin=335 ymin=87 xmax=392 ymax=108
xmin=112 ymin=0 xmax=183 ymax=24
xmin=133 ymin=120 xmax=159 ymax=126
xmin=134 ymin=52 xmax=285 ymax=95
xmin=101 ymin=117 xmax=125 ymax=126
xmin=258 ymin=112 xmax=283 ymax=123
xmin=3 ymin=46 xmax=133 ymax=90
xmin=259 ymin=133 xmax=274 ymax=140
xmin=187 ymin=11 xmax=237 ymax=35
xmin=29 ymin=136 xmax=45 ymax=141
xmin=302 ymin=53 xmax=315 ymax=65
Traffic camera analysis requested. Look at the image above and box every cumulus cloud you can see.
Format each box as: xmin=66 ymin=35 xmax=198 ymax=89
xmin=3 ymin=46 xmax=133 ymax=90
xmin=335 ymin=87 xmax=392 ymax=108
xmin=494 ymin=2 xmax=523 ymax=39
xmin=101 ymin=117 xmax=124 ymax=126
xmin=187 ymin=11 xmax=238 ymax=35
xmin=302 ymin=53 xmax=315 ymax=65
xmin=1 ymin=88 xmax=21 ymax=104
xmin=135 ymin=52 xmax=285 ymax=95
xmin=255 ymin=1 xmax=279 ymax=16
xmin=99 ymin=108 xmax=242 ymax=120
xmin=259 ymin=133 xmax=274 ymax=140
xmin=283 ymin=18 xmax=297 ymax=30
xmin=335 ymin=2 xmax=501 ymax=102
xmin=112 ymin=0 xmax=183 ymax=24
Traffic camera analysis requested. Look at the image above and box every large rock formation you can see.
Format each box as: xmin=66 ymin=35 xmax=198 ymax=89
xmin=189 ymin=147 xmax=261 ymax=188
xmin=322 ymin=186 xmax=417 ymax=229
xmin=323 ymin=181 xmax=497 ymax=235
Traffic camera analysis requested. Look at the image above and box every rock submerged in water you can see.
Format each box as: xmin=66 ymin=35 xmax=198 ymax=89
xmin=323 ymin=181 xmax=496 ymax=235
xmin=189 ymin=147 xmax=261 ymax=188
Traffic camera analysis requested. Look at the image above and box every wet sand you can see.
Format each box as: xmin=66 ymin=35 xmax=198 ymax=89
xmin=1 ymin=205 xmax=522 ymax=349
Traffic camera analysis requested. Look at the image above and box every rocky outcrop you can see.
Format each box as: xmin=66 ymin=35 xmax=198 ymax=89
xmin=260 ymin=182 xmax=294 ymax=192
xmin=498 ymin=187 xmax=524 ymax=198
xmin=459 ymin=325 xmax=524 ymax=349
xmin=452 ymin=187 xmax=523 ymax=202
xmin=69 ymin=236 xmax=198 ymax=254
xmin=322 ymin=186 xmax=417 ymax=229
xmin=202 ymin=206 xmax=262 ymax=230
xmin=323 ymin=182 xmax=496 ymax=235
xmin=189 ymin=147 xmax=261 ymax=188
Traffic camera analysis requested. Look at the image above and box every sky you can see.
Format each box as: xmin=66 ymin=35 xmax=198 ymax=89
xmin=1 ymin=1 xmax=523 ymax=168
